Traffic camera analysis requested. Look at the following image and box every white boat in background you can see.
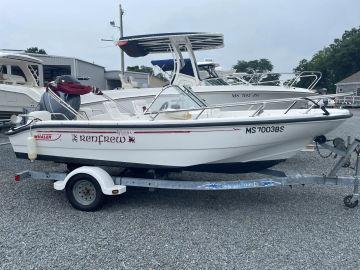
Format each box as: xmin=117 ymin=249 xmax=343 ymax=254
xmin=7 ymin=84 xmax=352 ymax=173
xmin=0 ymin=53 xmax=44 ymax=120
xmin=1 ymin=33 xmax=321 ymax=119
xmin=81 ymin=32 xmax=319 ymax=114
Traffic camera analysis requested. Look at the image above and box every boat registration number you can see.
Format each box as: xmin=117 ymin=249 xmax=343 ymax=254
xmin=246 ymin=126 xmax=285 ymax=134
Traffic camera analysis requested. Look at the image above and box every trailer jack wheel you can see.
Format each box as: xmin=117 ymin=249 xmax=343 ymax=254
xmin=343 ymin=195 xmax=359 ymax=208
xmin=65 ymin=174 xmax=104 ymax=211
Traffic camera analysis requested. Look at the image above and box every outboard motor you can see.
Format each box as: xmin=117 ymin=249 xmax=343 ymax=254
xmin=39 ymin=75 xmax=93 ymax=120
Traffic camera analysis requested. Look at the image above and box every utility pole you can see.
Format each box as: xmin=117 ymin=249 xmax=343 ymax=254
xmin=119 ymin=4 xmax=125 ymax=76
xmin=108 ymin=4 xmax=125 ymax=77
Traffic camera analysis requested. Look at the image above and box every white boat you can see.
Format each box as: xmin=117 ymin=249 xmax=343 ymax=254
xmin=0 ymin=53 xmax=44 ymax=119
xmin=7 ymin=84 xmax=352 ymax=173
xmin=81 ymin=32 xmax=319 ymax=114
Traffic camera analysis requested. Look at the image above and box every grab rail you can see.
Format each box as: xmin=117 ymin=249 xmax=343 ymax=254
xmin=336 ymin=95 xmax=360 ymax=107
xmin=288 ymin=71 xmax=322 ymax=90
xmin=234 ymin=71 xmax=322 ymax=90
xmin=145 ymin=85 xmax=352 ymax=121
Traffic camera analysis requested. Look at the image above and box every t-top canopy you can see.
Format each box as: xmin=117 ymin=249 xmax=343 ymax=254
xmin=117 ymin=32 xmax=224 ymax=57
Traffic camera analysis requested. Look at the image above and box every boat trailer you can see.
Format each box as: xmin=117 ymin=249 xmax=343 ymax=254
xmin=14 ymin=137 xmax=360 ymax=211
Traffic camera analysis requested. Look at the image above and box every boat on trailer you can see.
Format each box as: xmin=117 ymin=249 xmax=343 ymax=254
xmin=6 ymin=79 xmax=357 ymax=211
xmin=7 ymin=83 xmax=351 ymax=174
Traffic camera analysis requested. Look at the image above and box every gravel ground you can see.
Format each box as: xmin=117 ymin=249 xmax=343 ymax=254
xmin=0 ymin=110 xmax=360 ymax=270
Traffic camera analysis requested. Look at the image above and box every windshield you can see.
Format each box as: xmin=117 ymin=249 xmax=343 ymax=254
xmin=198 ymin=64 xmax=229 ymax=86
xmin=0 ymin=65 xmax=6 ymax=81
xmin=198 ymin=64 xmax=218 ymax=80
xmin=226 ymin=76 xmax=248 ymax=85
xmin=203 ymin=78 xmax=229 ymax=86
xmin=146 ymin=85 xmax=206 ymax=114
xmin=11 ymin=66 xmax=27 ymax=82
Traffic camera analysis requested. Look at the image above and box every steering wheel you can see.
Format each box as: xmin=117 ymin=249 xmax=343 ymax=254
xmin=159 ymin=102 xmax=169 ymax=111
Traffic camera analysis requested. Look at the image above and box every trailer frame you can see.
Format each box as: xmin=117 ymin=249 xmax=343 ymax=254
xmin=14 ymin=137 xmax=360 ymax=211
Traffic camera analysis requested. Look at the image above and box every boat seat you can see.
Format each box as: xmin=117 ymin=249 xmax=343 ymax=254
xmin=164 ymin=111 xmax=192 ymax=120
xmin=103 ymin=101 xmax=130 ymax=120
xmin=132 ymin=99 xmax=148 ymax=114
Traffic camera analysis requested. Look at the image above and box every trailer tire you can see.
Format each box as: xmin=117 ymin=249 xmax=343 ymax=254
xmin=65 ymin=173 xmax=104 ymax=211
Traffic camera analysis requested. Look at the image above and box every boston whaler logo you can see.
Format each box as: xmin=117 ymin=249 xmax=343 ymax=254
xmin=71 ymin=130 xmax=136 ymax=145
xmin=34 ymin=132 xmax=62 ymax=141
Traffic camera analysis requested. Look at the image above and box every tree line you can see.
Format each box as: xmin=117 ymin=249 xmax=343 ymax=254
xmin=294 ymin=26 xmax=360 ymax=92
xmin=232 ymin=26 xmax=360 ymax=92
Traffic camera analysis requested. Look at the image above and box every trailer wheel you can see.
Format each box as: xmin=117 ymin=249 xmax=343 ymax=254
xmin=343 ymin=195 xmax=359 ymax=208
xmin=65 ymin=174 xmax=104 ymax=211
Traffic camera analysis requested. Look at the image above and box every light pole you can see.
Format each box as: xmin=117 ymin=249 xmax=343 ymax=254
xmin=110 ymin=3 xmax=125 ymax=76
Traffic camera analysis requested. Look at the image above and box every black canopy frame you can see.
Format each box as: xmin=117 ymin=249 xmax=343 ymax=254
xmin=117 ymin=32 xmax=224 ymax=57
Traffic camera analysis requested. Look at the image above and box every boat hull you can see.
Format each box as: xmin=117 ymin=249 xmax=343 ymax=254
xmin=14 ymin=152 xmax=285 ymax=173
xmin=0 ymin=84 xmax=42 ymax=115
xmin=8 ymin=110 xmax=350 ymax=173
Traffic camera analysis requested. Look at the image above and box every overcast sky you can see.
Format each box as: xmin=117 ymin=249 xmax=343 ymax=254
xmin=1 ymin=0 xmax=359 ymax=72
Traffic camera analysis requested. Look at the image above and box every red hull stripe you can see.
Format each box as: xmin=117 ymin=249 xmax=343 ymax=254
xmin=134 ymin=130 xmax=191 ymax=134
xmin=134 ymin=129 xmax=238 ymax=134
xmin=36 ymin=130 xmax=117 ymax=134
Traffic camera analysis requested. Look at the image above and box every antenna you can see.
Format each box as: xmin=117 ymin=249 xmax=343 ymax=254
xmin=103 ymin=3 xmax=126 ymax=76
xmin=119 ymin=3 xmax=125 ymax=76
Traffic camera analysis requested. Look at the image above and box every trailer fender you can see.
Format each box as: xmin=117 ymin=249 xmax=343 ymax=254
xmin=53 ymin=166 xmax=126 ymax=196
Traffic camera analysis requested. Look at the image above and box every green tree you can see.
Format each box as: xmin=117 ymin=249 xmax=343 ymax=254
xmin=25 ymin=47 xmax=47 ymax=54
xmin=127 ymin=65 xmax=169 ymax=82
xmin=127 ymin=65 xmax=153 ymax=74
xmin=294 ymin=26 xmax=360 ymax=92
xmin=233 ymin=59 xmax=280 ymax=85
xmin=233 ymin=58 xmax=273 ymax=73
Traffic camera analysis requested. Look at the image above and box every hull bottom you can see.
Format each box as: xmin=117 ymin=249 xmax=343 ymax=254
xmin=14 ymin=152 xmax=285 ymax=174
xmin=186 ymin=159 xmax=285 ymax=173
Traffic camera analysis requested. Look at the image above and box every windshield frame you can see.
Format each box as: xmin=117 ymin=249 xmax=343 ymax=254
xmin=144 ymin=85 xmax=208 ymax=116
